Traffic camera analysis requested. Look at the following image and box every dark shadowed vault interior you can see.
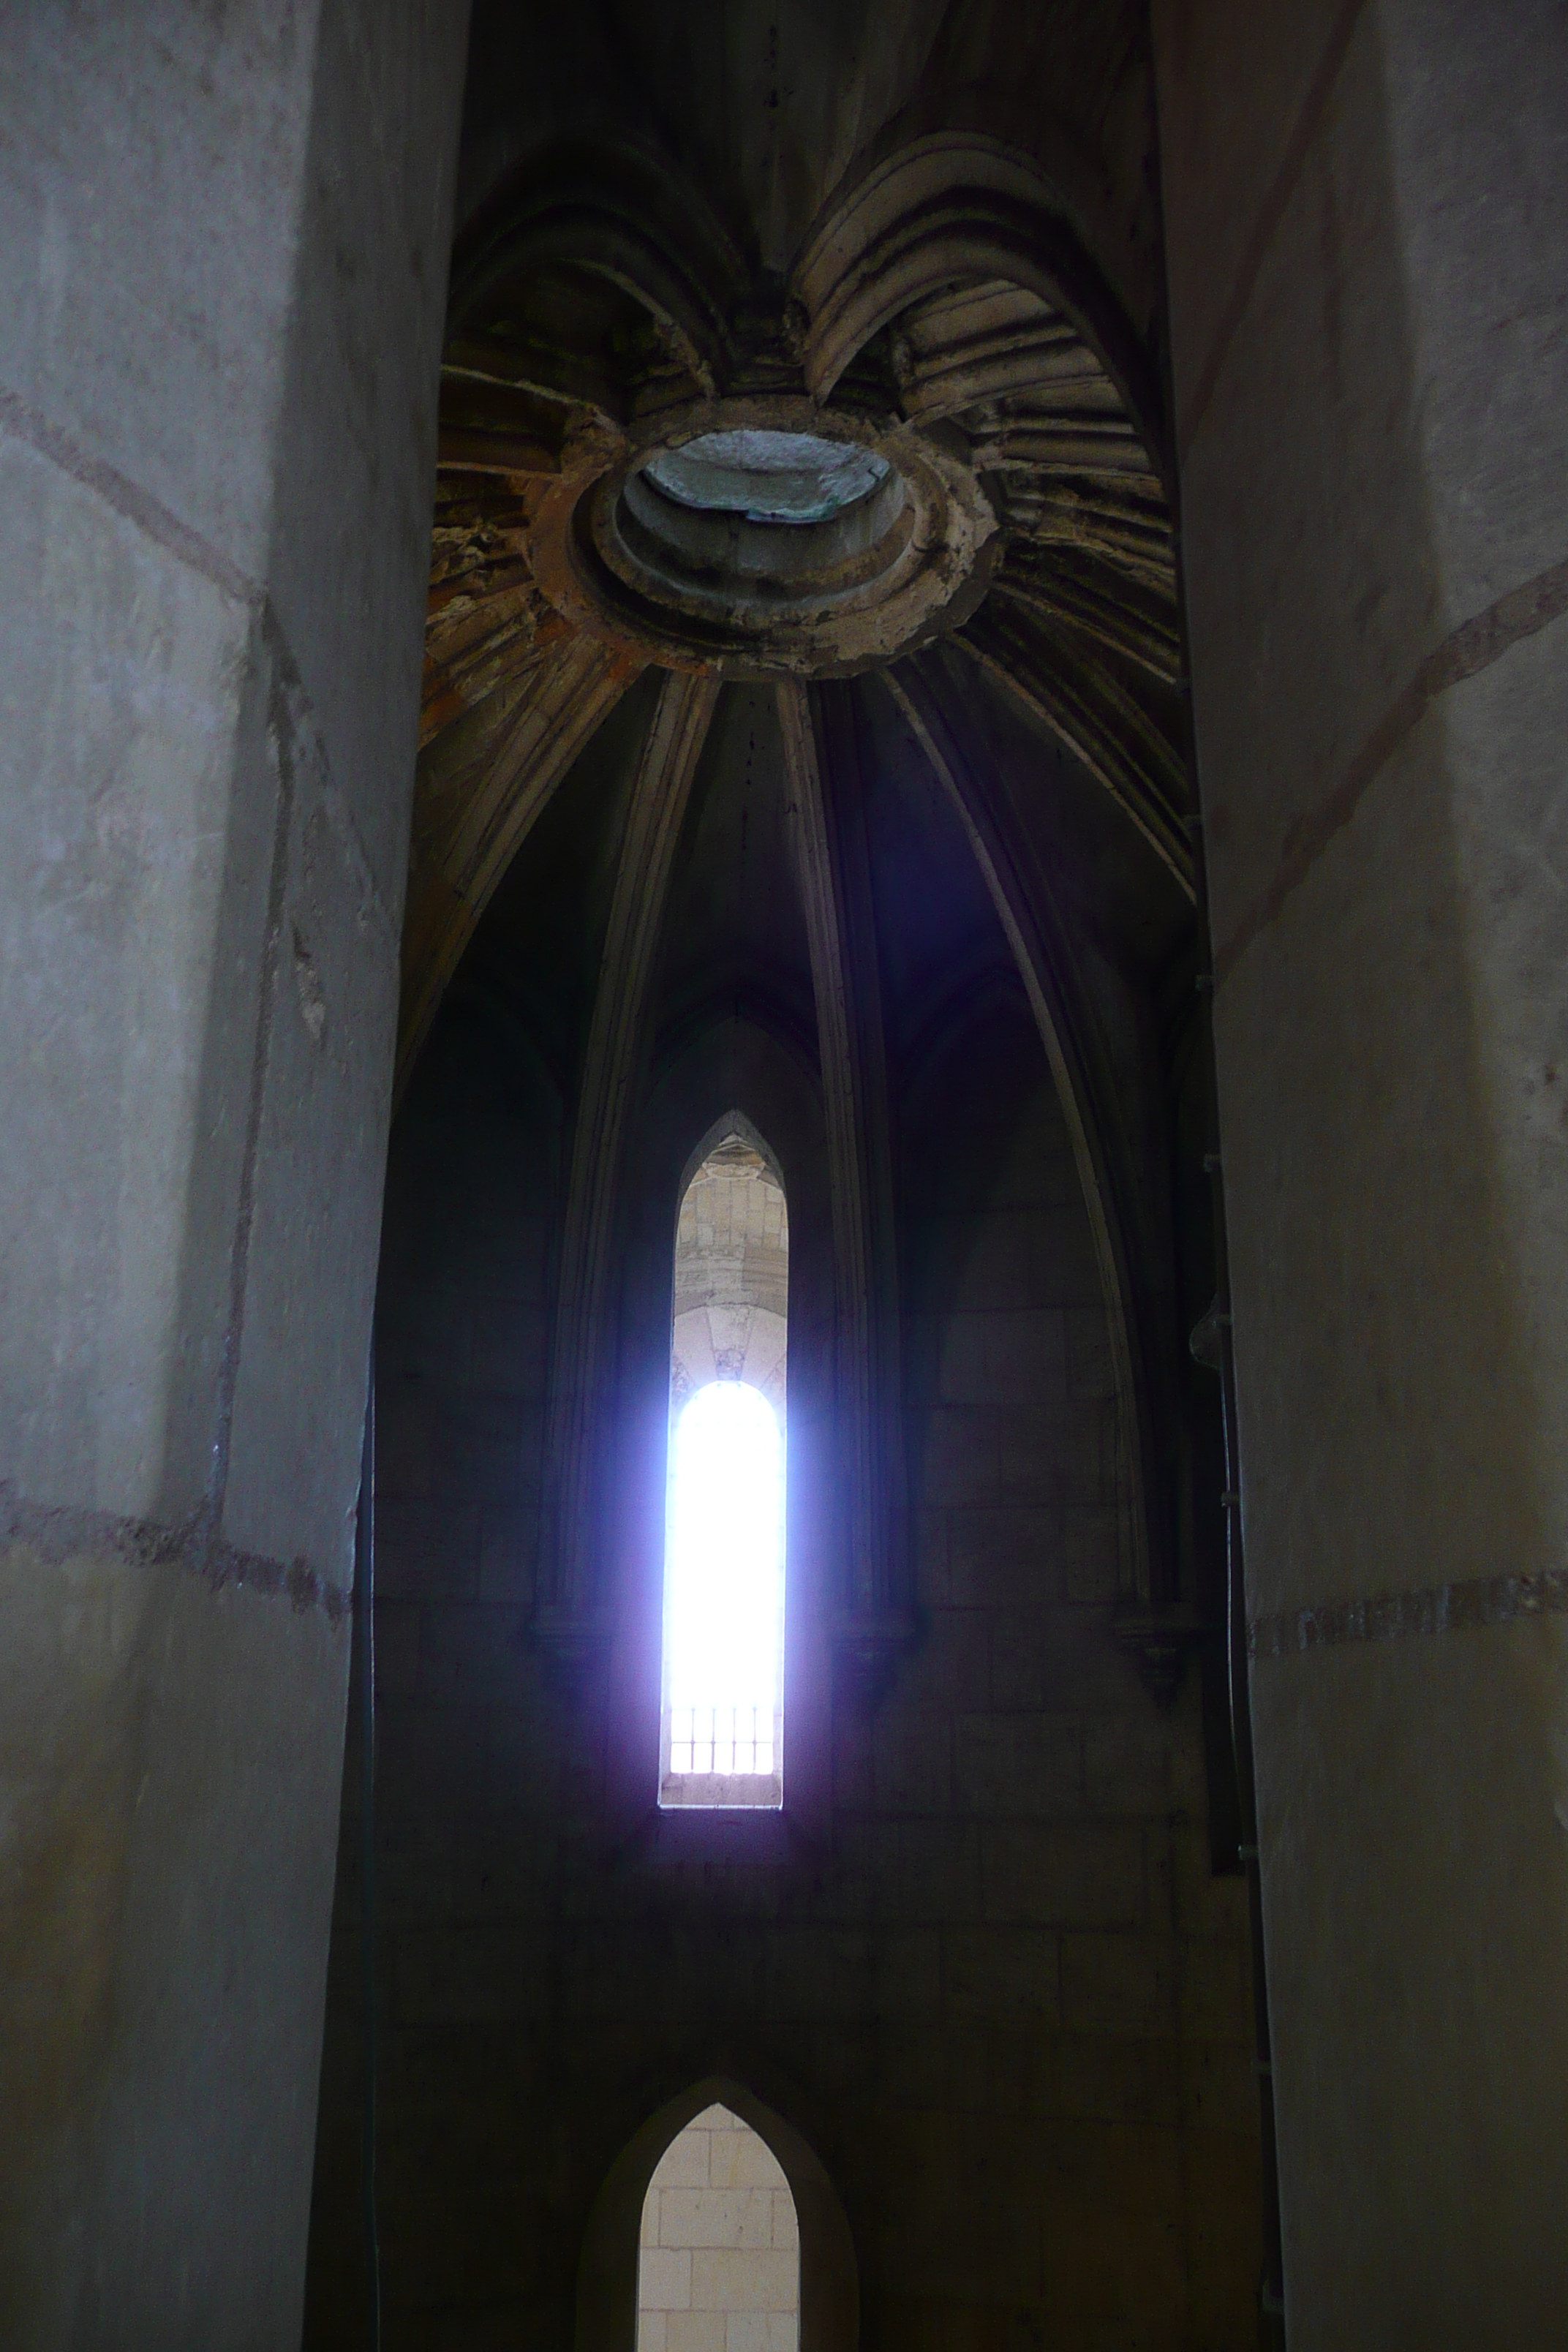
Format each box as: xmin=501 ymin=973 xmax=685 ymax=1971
xmin=301 ymin=4 xmax=1263 ymax=2344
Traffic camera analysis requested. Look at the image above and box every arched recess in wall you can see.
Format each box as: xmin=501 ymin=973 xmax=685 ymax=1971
xmin=577 ymin=2078 xmax=857 ymax=2352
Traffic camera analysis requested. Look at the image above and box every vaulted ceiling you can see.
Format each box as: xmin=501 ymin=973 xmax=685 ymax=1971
xmin=398 ymin=0 xmax=1205 ymax=1620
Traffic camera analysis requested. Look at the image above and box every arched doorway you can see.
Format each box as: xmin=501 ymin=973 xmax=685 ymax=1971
xmin=638 ymin=2102 xmax=798 ymax=2352
xmin=578 ymin=2079 xmax=856 ymax=2352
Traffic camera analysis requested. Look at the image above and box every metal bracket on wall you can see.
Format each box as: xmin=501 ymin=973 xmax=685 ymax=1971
xmin=1188 ymin=1293 xmax=1232 ymax=1371
xmin=1111 ymin=1602 xmax=1205 ymax=1706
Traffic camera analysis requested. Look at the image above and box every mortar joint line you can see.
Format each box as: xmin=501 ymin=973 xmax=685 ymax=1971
xmin=1175 ymin=0 xmax=1370 ymax=464
xmin=0 ymin=381 xmax=396 ymax=938
xmin=1248 ymin=1565 xmax=1568 ymax=1659
xmin=0 ymin=1479 xmax=347 ymax=1624
xmin=2 ymin=379 xmax=400 ymax=1558
xmin=1213 ymin=554 xmax=1568 ymax=987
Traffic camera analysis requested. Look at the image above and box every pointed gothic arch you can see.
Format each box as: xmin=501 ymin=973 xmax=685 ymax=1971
xmin=577 ymin=2079 xmax=858 ymax=2352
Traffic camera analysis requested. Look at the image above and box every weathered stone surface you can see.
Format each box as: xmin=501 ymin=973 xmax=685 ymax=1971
xmin=1157 ymin=0 xmax=1568 ymax=2340
xmin=0 ymin=7 xmax=468 ymax=2343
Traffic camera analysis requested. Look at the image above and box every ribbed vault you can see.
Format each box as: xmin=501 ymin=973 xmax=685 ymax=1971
xmin=399 ymin=0 xmax=1206 ymax=1652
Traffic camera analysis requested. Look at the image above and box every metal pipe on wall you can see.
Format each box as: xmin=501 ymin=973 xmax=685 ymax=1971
xmin=1187 ymin=914 xmax=1288 ymax=2348
xmin=354 ymin=1368 xmax=382 ymax=2351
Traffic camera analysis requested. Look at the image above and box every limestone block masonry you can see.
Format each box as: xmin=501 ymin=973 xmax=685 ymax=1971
xmin=0 ymin=7 xmax=469 ymax=2346
xmin=1155 ymin=1 xmax=1568 ymax=2343
xmin=302 ymin=990 xmax=1263 ymax=2347
xmin=638 ymin=2105 xmax=801 ymax=2352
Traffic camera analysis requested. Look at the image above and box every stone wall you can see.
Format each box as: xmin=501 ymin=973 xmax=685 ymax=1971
xmin=0 ymin=9 xmax=468 ymax=2345
xmin=303 ymin=984 xmax=1261 ymax=2348
xmin=638 ymin=2104 xmax=799 ymax=2352
xmin=1154 ymin=3 xmax=1568 ymax=2341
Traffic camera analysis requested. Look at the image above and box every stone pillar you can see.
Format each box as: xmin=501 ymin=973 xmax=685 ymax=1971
xmin=0 ymin=7 xmax=468 ymax=2344
xmin=1154 ymin=3 xmax=1567 ymax=2343
xmin=777 ymin=682 xmax=909 ymax=1678
xmin=539 ymin=671 xmax=717 ymax=1666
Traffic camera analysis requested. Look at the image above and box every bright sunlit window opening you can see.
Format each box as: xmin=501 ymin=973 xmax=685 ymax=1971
xmin=663 ymin=1383 xmax=784 ymax=1802
xmin=661 ymin=1126 xmax=788 ymax=1809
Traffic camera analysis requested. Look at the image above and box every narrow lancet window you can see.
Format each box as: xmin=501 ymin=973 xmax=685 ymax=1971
xmin=662 ymin=1130 xmax=787 ymax=1809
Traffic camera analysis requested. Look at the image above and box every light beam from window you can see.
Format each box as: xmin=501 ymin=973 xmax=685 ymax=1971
xmin=663 ymin=1373 xmax=785 ymax=1797
xmin=662 ymin=1125 xmax=787 ymax=1809
xmin=662 ymin=1381 xmax=784 ymax=1807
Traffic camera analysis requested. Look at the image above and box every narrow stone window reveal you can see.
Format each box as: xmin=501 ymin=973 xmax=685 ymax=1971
xmin=662 ymin=1131 xmax=787 ymax=1810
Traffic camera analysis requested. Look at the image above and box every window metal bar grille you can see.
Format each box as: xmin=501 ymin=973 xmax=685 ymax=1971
xmin=668 ymin=1703 xmax=777 ymax=1778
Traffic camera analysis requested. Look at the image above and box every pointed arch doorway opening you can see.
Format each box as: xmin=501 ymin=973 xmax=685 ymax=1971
xmin=638 ymin=2102 xmax=798 ymax=2352
xmin=578 ymin=2079 xmax=857 ymax=2352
